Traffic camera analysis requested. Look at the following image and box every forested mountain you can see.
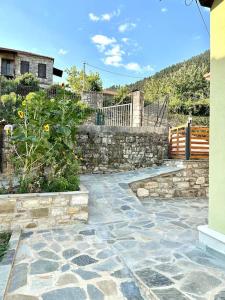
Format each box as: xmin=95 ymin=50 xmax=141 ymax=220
xmin=127 ymin=51 xmax=209 ymax=91
xmin=111 ymin=51 xmax=210 ymax=116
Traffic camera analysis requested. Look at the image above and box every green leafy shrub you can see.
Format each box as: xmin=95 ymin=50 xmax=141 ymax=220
xmin=0 ymin=232 xmax=11 ymax=261
xmin=6 ymin=87 xmax=92 ymax=193
xmin=0 ymin=92 xmax=22 ymax=123
xmin=0 ymin=74 xmax=39 ymax=123
xmin=14 ymin=73 xmax=39 ymax=87
xmin=169 ymin=114 xmax=209 ymax=127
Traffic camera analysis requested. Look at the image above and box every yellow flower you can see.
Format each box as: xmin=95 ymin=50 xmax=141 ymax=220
xmin=5 ymin=128 xmax=10 ymax=136
xmin=18 ymin=111 xmax=24 ymax=119
xmin=43 ymin=124 xmax=50 ymax=132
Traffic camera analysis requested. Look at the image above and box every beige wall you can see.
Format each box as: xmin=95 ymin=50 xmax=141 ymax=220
xmin=209 ymin=0 xmax=225 ymax=234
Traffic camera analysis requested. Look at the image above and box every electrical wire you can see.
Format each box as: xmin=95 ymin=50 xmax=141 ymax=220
xmin=85 ymin=63 xmax=145 ymax=80
xmin=195 ymin=0 xmax=210 ymax=36
xmin=185 ymin=0 xmax=194 ymax=6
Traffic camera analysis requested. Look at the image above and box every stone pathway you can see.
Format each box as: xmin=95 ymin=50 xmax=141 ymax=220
xmin=6 ymin=166 xmax=225 ymax=300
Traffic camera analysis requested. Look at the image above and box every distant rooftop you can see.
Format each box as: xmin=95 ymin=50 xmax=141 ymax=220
xmin=102 ymin=89 xmax=117 ymax=96
xmin=0 ymin=47 xmax=54 ymax=61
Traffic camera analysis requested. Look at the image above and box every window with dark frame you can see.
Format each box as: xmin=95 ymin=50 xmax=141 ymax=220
xmin=20 ymin=61 xmax=29 ymax=74
xmin=38 ymin=63 xmax=47 ymax=78
xmin=1 ymin=59 xmax=14 ymax=77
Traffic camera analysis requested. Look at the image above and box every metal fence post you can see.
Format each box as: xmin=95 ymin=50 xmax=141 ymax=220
xmin=185 ymin=122 xmax=191 ymax=160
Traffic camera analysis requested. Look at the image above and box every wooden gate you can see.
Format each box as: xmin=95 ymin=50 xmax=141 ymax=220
xmin=190 ymin=126 xmax=209 ymax=159
xmin=169 ymin=123 xmax=209 ymax=160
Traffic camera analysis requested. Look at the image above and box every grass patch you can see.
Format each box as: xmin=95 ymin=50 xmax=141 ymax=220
xmin=0 ymin=232 xmax=11 ymax=262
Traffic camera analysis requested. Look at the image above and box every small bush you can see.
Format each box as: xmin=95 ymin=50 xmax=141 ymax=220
xmin=0 ymin=232 xmax=11 ymax=261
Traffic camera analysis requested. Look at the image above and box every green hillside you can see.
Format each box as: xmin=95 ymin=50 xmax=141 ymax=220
xmin=129 ymin=51 xmax=209 ymax=91
xmin=112 ymin=51 xmax=210 ymax=119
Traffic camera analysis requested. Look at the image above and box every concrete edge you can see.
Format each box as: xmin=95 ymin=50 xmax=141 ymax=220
xmin=0 ymin=184 xmax=89 ymax=199
xmin=198 ymin=225 xmax=225 ymax=257
xmin=128 ymin=167 xmax=184 ymax=187
xmin=78 ymin=124 xmax=168 ymax=134
xmin=0 ymin=230 xmax=21 ymax=300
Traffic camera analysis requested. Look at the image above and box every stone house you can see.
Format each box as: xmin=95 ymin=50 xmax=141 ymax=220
xmin=0 ymin=47 xmax=63 ymax=88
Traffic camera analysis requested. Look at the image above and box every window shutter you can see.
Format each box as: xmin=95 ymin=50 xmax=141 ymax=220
xmin=1 ymin=59 xmax=14 ymax=76
xmin=20 ymin=61 xmax=29 ymax=74
xmin=1 ymin=60 xmax=7 ymax=75
xmin=38 ymin=63 xmax=46 ymax=78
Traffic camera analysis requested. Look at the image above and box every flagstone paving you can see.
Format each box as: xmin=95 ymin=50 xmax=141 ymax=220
xmin=5 ymin=166 xmax=225 ymax=300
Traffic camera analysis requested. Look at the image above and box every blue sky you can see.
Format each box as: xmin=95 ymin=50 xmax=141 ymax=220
xmin=0 ymin=0 xmax=209 ymax=88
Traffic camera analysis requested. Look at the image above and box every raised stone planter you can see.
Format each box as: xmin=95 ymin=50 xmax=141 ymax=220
xmin=0 ymin=185 xmax=89 ymax=231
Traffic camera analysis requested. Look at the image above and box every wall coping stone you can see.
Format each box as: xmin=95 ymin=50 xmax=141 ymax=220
xmin=78 ymin=124 xmax=168 ymax=135
xmin=164 ymin=159 xmax=209 ymax=163
xmin=129 ymin=168 xmax=184 ymax=185
xmin=0 ymin=184 xmax=88 ymax=199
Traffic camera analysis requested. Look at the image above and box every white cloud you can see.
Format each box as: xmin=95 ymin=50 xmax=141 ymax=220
xmin=91 ymin=32 xmax=154 ymax=74
xmin=89 ymin=13 xmax=100 ymax=22
xmin=89 ymin=9 xmax=120 ymax=22
xmin=121 ymin=37 xmax=129 ymax=44
xmin=143 ymin=65 xmax=154 ymax=72
xmin=102 ymin=13 xmax=111 ymax=21
xmin=124 ymin=62 xmax=141 ymax=72
xmin=105 ymin=45 xmax=124 ymax=56
xmin=91 ymin=35 xmax=116 ymax=52
xmin=124 ymin=63 xmax=154 ymax=73
xmin=161 ymin=7 xmax=168 ymax=13
xmin=118 ymin=22 xmax=136 ymax=33
xmin=104 ymin=45 xmax=125 ymax=67
xmin=104 ymin=55 xmax=122 ymax=67
xmin=58 ymin=49 xmax=68 ymax=55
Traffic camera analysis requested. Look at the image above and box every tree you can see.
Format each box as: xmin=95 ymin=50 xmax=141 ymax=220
xmin=114 ymin=86 xmax=130 ymax=104
xmin=66 ymin=66 xmax=103 ymax=94
xmin=144 ymin=59 xmax=210 ymax=116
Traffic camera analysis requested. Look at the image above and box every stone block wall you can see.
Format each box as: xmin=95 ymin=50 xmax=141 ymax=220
xmin=131 ymin=159 xmax=209 ymax=198
xmin=0 ymin=50 xmax=54 ymax=88
xmin=15 ymin=54 xmax=54 ymax=88
xmin=0 ymin=186 xmax=89 ymax=231
xmin=77 ymin=125 xmax=168 ymax=173
xmin=0 ymin=129 xmax=12 ymax=176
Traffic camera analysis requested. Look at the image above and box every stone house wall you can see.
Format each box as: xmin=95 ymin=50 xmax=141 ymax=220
xmin=77 ymin=125 xmax=168 ymax=173
xmin=0 ymin=186 xmax=89 ymax=231
xmin=131 ymin=159 xmax=209 ymax=198
xmin=15 ymin=54 xmax=54 ymax=87
xmin=0 ymin=51 xmax=54 ymax=88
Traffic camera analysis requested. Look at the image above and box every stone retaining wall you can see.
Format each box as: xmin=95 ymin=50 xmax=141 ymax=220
xmin=77 ymin=125 xmax=168 ymax=173
xmin=131 ymin=160 xmax=209 ymax=198
xmin=0 ymin=185 xmax=88 ymax=231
